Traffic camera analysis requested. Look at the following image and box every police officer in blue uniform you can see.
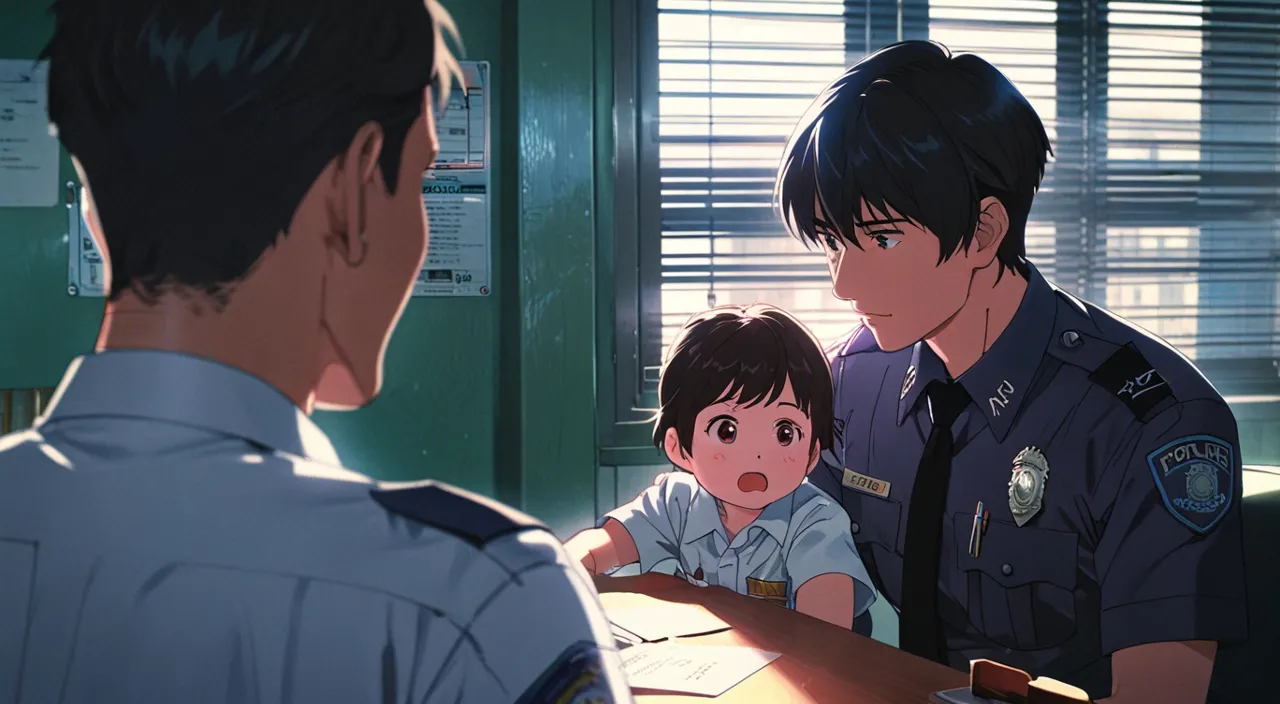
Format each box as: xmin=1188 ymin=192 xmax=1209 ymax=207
xmin=774 ymin=42 xmax=1248 ymax=702
xmin=0 ymin=1 xmax=630 ymax=702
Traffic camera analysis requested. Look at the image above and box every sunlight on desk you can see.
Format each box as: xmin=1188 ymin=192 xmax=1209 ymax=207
xmin=596 ymin=574 xmax=968 ymax=702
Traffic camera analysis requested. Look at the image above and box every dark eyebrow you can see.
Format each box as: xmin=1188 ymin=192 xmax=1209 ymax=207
xmin=854 ymin=217 xmax=909 ymax=227
xmin=812 ymin=217 xmax=837 ymax=232
xmin=777 ymin=401 xmax=800 ymax=409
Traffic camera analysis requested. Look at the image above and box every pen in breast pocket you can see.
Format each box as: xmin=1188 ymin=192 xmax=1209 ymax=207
xmin=969 ymin=501 xmax=988 ymax=558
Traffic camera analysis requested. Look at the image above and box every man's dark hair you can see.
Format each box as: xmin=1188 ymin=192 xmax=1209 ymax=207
xmin=775 ymin=40 xmax=1052 ymax=280
xmin=40 ymin=0 xmax=462 ymax=302
xmin=653 ymin=304 xmax=835 ymax=458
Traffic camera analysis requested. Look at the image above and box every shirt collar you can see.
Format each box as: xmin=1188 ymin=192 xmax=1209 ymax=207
xmin=683 ymin=479 xmax=794 ymax=547
xmin=835 ymin=324 xmax=880 ymax=357
xmin=38 ymin=350 xmax=341 ymax=466
xmin=896 ymin=263 xmax=1058 ymax=441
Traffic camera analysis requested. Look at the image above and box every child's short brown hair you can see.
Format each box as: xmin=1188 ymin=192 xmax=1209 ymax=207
xmin=653 ymin=304 xmax=835 ymax=457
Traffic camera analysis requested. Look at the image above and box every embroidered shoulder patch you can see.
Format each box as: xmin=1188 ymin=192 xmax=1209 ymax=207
xmin=1088 ymin=343 xmax=1174 ymax=419
xmin=1146 ymin=434 xmax=1235 ymax=534
xmin=515 ymin=641 xmax=617 ymax=704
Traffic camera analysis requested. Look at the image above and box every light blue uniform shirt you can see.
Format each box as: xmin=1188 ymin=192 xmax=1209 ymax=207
xmin=0 ymin=350 xmax=631 ymax=704
xmin=603 ymin=472 xmax=876 ymax=616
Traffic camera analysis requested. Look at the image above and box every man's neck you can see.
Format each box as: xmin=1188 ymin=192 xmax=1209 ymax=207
xmin=926 ymin=266 xmax=1030 ymax=380
xmin=96 ymin=292 xmax=324 ymax=413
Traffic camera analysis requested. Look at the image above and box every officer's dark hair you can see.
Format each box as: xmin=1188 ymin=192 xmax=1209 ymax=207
xmin=775 ymin=40 xmax=1052 ymax=281
xmin=653 ymin=304 xmax=835 ymax=459
xmin=40 ymin=0 xmax=462 ymax=302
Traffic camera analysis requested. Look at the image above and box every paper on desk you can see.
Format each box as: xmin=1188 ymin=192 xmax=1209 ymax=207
xmin=606 ymin=600 xmax=732 ymax=642
xmin=621 ymin=643 xmax=780 ymax=697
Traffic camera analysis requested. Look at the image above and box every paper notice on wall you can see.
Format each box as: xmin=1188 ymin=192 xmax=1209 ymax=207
xmin=416 ymin=60 xmax=491 ymax=297
xmin=433 ymin=61 xmax=488 ymax=169
xmin=66 ymin=184 xmax=106 ymax=297
xmin=0 ymin=59 xmax=59 ymax=207
xmin=416 ymin=171 xmax=490 ymax=297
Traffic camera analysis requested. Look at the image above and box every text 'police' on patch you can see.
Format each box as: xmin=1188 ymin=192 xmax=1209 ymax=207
xmin=1146 ymin=434 xmax=1235 ymax=535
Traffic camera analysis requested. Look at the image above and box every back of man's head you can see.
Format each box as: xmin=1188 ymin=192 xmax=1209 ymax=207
xmin=41 ymin=0 xmax=460 ymax=302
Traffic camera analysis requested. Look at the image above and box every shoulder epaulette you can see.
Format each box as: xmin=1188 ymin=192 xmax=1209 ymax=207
xmin=371 ymin=480 xmax=548 ymax=548
xmin=1087 ymin=343 xmax=1176 ymax=420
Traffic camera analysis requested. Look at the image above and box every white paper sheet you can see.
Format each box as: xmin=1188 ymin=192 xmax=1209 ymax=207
xmin=416 ymin=171 xmax=490 ymax=296
xmin=416 ymin=60 xmax=490 ymax=297
xmin=607 ymin=601 xmax=732 ymax=642
xmin=621 ymin=643 xmax=780 ymax=697
xmin=0 ymin=59 xmax=59 ymax=207
xmin=66 ymin=188 xmax=107 ymax=297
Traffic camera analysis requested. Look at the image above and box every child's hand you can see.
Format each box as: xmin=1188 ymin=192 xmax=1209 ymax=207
xmin=652 ymin=472 xmax=671 ymax=486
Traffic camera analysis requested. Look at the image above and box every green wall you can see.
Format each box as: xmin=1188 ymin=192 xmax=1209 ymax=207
xmin=0 ymin=0 xmax=604 ymax=535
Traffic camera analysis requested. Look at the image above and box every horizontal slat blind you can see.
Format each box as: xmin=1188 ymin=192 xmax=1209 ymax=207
xmin=652 ymin=0 xmax=898 ymax=386
xmin=647 ymin=0 xmax=1280 ymax=394
xmin=1096 ymin=0 xmax=1280 ymax=392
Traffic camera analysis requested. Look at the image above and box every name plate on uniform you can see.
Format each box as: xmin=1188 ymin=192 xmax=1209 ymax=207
xmin=842 ymin=469 xmax=891 ymax=499
xmin=745 ymin=577 xmax=788 ymax=606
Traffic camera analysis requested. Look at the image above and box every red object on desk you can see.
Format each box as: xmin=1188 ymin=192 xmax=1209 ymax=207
xmin=594 ymin=573 xmax=967 ymax=703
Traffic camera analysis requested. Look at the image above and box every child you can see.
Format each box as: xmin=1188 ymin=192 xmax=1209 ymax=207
xmin=567 ymin=304 xmax=875 ymax=629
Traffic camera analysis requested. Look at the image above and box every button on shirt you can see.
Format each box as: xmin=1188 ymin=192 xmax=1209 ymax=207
xmin=604 ymin=472 xmax=876 ymax=616
xmin=0 ymin=350 xmax=630 ymax=704
xmin=809 ymin=264 xmax=1249 ymax=699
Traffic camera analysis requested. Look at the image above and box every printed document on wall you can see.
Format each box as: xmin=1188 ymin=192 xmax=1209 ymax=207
xmin=415 ymin=60 xmax=491 ymax=297
xmin=0 ymin=60 xmax=59 ymax=207
xmin=66 ymin=184 xmax=107 ymax=297
xmin=417 ymin=171 xmax=489 ymax=296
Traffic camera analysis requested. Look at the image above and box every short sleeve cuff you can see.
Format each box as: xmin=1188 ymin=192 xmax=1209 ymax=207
xmin=599 ymin=508 xmax=676 ymax=574
xmin=785 ymin=522 xmax=878 ymax=616
xmin=1101 ymin=595 xmax=1249 ymax=655
xmin=789 ymin=564 xmax=878 ymax=618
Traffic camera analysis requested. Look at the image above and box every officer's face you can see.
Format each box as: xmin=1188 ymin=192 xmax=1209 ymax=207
xmin=311 ymin=90 xmax=439 ymax=409
xmin=816 ymin=198 xmax=991 ymax=353
xmin=666 ymin=381 xmax=821 ymax=510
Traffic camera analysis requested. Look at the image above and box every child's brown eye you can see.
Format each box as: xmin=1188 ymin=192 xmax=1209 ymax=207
xmin=776 ymin=423 xmax=796 ymax=447
xmin=715 ymin=420 xmax=737 ymax=444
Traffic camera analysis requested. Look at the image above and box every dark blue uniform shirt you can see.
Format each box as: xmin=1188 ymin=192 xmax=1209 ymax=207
xmin=809 ymin=264 xmax=1249 ymax=699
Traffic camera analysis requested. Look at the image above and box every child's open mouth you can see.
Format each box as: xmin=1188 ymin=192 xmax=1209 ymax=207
xmin=737 ymin=472 xmax=769 ymax=493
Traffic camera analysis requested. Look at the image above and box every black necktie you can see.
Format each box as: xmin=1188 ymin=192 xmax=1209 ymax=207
xmin=899 ymin=380 xmax=971 ymax=663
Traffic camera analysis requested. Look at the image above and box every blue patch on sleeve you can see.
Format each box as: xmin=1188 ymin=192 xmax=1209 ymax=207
xmin=514 ymin=641 xmax=616 ymax=704
xmin=1146 ymin=434 xmax=1235 ymax=534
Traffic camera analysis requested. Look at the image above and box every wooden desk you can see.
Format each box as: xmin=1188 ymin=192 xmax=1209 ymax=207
xmin=595 ymin=573 xmax=967 ymax=703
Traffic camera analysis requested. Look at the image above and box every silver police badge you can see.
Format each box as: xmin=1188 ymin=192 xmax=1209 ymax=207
xmin=1008 ymin=447 xmax=1049 ymax=527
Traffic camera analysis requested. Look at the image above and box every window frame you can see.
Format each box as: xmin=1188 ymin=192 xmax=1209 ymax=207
xmin=601 ymin=0 xmax=664 ymax=459
xmin=602 ymin=0 xmax=1280 ymax=458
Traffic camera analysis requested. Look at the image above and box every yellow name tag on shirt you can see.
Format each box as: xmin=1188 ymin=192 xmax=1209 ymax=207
xmin=745 ymin=577 xmax=788 ymax=604
xmin=842 ymin=468 xmax=891 ymax=499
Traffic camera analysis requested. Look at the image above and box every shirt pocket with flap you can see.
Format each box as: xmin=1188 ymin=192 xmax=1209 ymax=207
xmin=849 ymin=494 xmax=904 ymax=604
xmin=952 ymin=514 xmax=1079 ymax=651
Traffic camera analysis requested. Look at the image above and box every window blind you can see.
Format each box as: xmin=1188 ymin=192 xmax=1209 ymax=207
xmin=1092 ymin=0 xmax=1280 ymax=395
xmin=645 ymin=0 xmax=1280 ymax=396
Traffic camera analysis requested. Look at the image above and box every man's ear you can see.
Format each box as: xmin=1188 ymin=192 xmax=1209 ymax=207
xmin=805 ymin=442 xmax=822 ymax=475
xmin=968 ymin=196 xmax=1010 ymax=269
xmin=664 ymin=427 xmax=695 ymax=472
xmin=326 ymin=121 xmax=385 ymax=267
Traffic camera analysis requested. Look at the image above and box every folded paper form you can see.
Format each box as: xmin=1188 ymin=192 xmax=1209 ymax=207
xmin=601 ymin=593 xmax=733 ymax=642
xmin=621 ymin=643 xmax=781 ymax=697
